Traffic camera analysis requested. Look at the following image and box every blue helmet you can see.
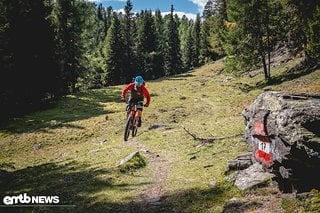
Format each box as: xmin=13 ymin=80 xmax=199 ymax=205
xmin=134 ymin=76 xmax=144 ymax=85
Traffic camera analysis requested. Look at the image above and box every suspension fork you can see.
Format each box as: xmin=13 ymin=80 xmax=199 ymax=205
xmin=130 ymin=105 xmax=138 ymax=127
xmin=134 ymin=110 xmax=141 ymax=126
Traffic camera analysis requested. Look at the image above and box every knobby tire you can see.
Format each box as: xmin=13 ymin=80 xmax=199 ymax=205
xmin=124 ymin=115 xmax=132 ymax=141
xmin=132 ymin=116 xmax=138 ymax=137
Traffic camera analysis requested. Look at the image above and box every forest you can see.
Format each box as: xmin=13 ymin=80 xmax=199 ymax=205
xmin=0 ymin=0 xmax=319 ymax=120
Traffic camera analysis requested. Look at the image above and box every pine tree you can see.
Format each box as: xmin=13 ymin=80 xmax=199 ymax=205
xmin=199 ymin=20 xmax=212 ymax=64
xmin=192 ymin=14 xmax=201 ymax=67
xmin=215 ymin=0 xmax=227 ymax=26
xmin=153 ymin=9 xmax=165 ymax=77
xmin=97 ymin=3 xmax=107 ymax=43
xmin=287 ymin=0 xmax=319 ymax=61
xmin=179 ymin=15 xmax=191 ymax=70
xmin=203 ymin=0 xmax=228 ymax=59
xmin=164 ymin=5 xmax=182 ymax=75
xmin=136 ymin=10 xmax=160 ymax=79
xmin=123 ymin=0 xmax=135 ymax=81
xmin=103 ymin=13 xmax=125 ymax=85
xmin=77 ymin=1 xmax=106 ymax=90
xmin=184 ymin=26 xmax=195 ymax=70
xmin=55 ymin=0 xmax=86 ymax=93
xmin=1 ymin=0 xmax=58 ymax=119
xmin=105 ymin=6 xmax=113 ymax=33
xmin=203 ymin=0 xmax=215 ymax=19
xmin=224 ymin=0 xmax=274 ymax=80
xmin=0 ymin=0 xmax=11 ymax=101
xmin=307 ymin=5 xmax=320 ymax=61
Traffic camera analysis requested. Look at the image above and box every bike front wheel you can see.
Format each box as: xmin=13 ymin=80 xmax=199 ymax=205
xmin=132 ymin=126 xmax=137 ymax=137
xmin=132 ymin=116 xmax=139 ymax=137
xmin=124 ymin=116 xmax=132 ymax=141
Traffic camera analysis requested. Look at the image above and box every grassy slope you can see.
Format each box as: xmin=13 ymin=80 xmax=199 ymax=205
xmin=0 ymin=56 xmax=319 ymax=212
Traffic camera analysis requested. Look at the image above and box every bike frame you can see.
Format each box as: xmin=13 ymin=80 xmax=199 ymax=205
xmin=128 ymin=104 xmax=138 ymax=127
xmin=124 ymin=101 xmax=142 ymax=141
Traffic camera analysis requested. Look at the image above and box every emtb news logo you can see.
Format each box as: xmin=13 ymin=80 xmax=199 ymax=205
xmin=3 ymin=193 xmax=59 ymax=205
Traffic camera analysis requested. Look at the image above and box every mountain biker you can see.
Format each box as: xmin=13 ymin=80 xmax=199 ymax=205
xmin=121 ymin=76 xmax=150 ymax=127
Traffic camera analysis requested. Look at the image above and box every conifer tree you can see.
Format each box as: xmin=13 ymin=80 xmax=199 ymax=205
xmin=136 ymin=10 xmax=160 ymax=79
xmin=105 ymin=6 xmax=113 ymax=33
xmin=103 ymin=13 xmax=125 ymax=85
xmin=203 ymin=0 xmax=215 ymax=19
xmin=203 ymin=0 xmax=227 ymax=59
xmin=0 ymin=0 xmax=11 ymax=104
xmin=1 ymin=0 xmax=58 ymax=118
xmin=55 ymin=0 xmax=86 ymax=93
xmin=153 ymin=9 xmax=165 ymax=77
xmin=192 ymin=14 xmax=201 ymax=67
xmin=179 ymin=15 xmax=191 ymax=70
xmin=225 ymin=0 xmax=274 ymax=80
xmin=77 ymin=1 xmax=106 ymax=90
xmin=164 ymin=5 xmax=182 ymax=75
xmin=307 ymin=5 xmax=320 ymax=60
xmin=199 ymin=20 xmax=212 ymax=64
xmin=184 ymin=26 xmax=195 ymax=70
xmin=97 ymin=4 xmax=108 ymax=42
xmin=286 ymin=0 xmax=319 ymax=61
xmin=123 ymin=0 xmax=135 ymax=81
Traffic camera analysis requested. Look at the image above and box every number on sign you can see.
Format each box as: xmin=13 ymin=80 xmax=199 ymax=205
xmin=258 ymin=142 xmax=270 ymax=154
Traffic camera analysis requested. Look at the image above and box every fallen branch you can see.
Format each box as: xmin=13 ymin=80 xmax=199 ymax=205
xmin=182 ymin=125 xmax=242 ymax=145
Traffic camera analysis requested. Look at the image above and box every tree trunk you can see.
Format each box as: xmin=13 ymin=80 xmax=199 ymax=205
xmin=242 ymin=91 xmax=320 ymax=192
xmin=261 ymin=54 xmax=269 ymax=80
xmin=265 ymin=0 xmax=271 ymax=79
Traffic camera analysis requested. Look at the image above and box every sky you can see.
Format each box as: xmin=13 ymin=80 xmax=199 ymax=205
xmin=88 ymin=0 xmax=208 ymax=20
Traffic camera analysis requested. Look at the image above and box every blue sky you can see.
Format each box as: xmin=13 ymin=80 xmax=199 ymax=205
xmin=88 ymin=0 xmax=208 ymax=19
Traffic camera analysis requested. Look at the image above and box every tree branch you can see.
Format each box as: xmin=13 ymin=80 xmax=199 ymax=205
xmin=182 ymin=125 xmax=242 ymax=145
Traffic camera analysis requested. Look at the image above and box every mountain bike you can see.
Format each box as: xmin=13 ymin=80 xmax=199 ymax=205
xmin=124 ymin=101 xmax=143 ymax=141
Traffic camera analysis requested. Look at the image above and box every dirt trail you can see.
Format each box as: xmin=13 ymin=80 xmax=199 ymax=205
xmin=124 ymin=139 xmax=171 ymax=212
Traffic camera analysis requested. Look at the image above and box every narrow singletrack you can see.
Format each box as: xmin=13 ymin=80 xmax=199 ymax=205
xmin=124 ymin=139 xmax=171 ymax=212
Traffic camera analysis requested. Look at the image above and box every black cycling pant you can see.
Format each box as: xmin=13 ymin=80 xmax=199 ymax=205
xmin=128 ymin=98 xmax=143 ymax=111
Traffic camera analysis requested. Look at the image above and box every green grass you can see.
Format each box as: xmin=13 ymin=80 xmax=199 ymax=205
xmin=118 ymin=152 xmax=147 ymax=173
xmin=0 ymin=57 xmax=319 ymax=212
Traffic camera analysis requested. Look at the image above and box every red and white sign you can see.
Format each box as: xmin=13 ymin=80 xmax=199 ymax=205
xmin=253 ymin=136 xmax=273 ymax=166
xmin=252 ymin=121 xmax=272 ymax=166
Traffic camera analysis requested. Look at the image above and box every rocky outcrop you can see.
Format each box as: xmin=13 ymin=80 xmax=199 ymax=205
xmin=242 ymin=91 xmax=320 ymax=192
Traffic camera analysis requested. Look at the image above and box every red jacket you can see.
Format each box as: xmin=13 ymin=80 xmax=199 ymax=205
xmin=121 ymin=83 xmax=151 ymax=106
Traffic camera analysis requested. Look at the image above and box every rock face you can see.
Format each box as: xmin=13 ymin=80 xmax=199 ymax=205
xmin=242 ymin=91 xmax=320 ymax=192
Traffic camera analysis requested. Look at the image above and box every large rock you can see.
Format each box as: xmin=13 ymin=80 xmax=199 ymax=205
xmin=242 ymin=91 xmax=320 ymax=192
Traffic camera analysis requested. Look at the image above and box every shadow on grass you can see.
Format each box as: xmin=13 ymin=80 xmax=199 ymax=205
xmin=0 ymin=161 xmax=151 ymax=213
xmin=0 ymin=87 xmax=121 ymax=134
xmin=0 ymin=161 xmax=233 ymax=213
xmin=235 ymin=63 xmax=319 ymax=93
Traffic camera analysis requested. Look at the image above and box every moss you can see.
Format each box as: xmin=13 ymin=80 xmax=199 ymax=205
xmin=118 ymin=152 xmax=146 ymax=173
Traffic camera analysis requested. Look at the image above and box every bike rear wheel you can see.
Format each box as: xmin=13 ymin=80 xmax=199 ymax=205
xmin=124 ymin=116 xmax=132 ymax=141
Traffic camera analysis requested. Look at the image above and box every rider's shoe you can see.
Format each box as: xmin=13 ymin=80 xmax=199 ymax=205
xmin=138 ymin=117 xmax=142 ymax=127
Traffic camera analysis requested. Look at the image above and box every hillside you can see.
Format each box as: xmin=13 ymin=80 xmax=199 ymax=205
xmin=0 ymin=55 xmax=320 ymax=212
